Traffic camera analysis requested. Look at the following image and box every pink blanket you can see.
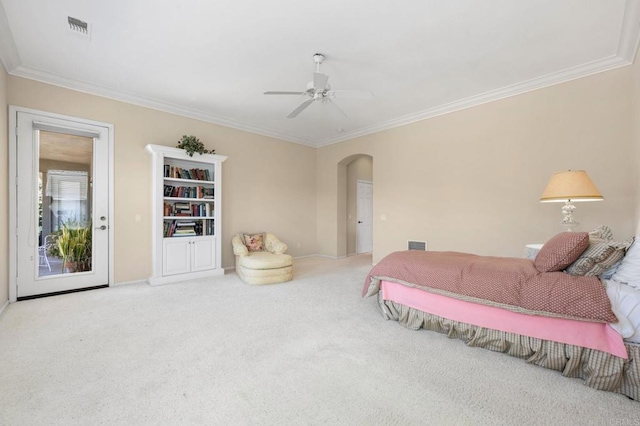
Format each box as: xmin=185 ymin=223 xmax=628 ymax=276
xmin=380 ymin=280 xmax=627 ymax=358
xmin=363 ymin=251 xmax=617 ymax=323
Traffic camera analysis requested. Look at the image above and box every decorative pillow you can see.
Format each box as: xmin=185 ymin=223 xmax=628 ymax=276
xmin=534 ymin=232 xmax=589 ymax=273
xmin=242 ymin=232 xmax=265 ymax=252
xmin=565 ymin=226 xmax=633 ymax=276
xmin=599 ymin=259 xmax=623 ymax=279
xmin=612 ymin=234 xmax=640 ymax=288
xmin=589 ymin=225 xmax=614 ymax=241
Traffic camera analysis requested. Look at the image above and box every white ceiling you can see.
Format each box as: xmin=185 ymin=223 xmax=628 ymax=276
xmin=1 ymin=1 xmax=639 ymax=147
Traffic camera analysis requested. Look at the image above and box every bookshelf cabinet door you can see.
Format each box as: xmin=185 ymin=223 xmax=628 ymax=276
xmin=163 ymin=239 xmax=190 ymax=276
xmin=191 ymin=238 xmax=216 ymax=272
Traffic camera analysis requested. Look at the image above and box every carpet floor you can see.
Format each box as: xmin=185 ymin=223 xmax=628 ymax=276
xmin=0 ymin=254 xmax=638 ymax=425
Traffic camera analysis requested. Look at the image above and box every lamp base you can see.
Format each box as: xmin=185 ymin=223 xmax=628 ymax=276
xmin=561 ymin=200 xmax=578 ymax=232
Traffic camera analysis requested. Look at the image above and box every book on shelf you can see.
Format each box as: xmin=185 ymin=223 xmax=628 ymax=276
xmin=164 ymin=165 xmax=212 ymax=181
xmin=164 ymin=185 xmax=214 ymax=199
xmin=164 ymin=218 xmax=214 ymax=237
xmin=163 ymin=220 xmax=178 ymax=237
xmin=173 ymin=202 xmax=190 ymax=216
xmin=176 ymin=221 xmax=196 ymax=227
xmin=174 ymin=231 xmax=196 ymax=237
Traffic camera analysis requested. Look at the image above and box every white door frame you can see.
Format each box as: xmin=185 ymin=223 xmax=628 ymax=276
xmin=8 ymin=106 xmax=115 ymax=302
xmin=356 ymin=179 xmax=373 ymax=254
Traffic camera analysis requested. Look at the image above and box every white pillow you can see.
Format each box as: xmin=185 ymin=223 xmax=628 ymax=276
xmin=612 ymin=235 xmax=640 ymax=288
xmin=606 ymin=279 xmax=640 ymax=343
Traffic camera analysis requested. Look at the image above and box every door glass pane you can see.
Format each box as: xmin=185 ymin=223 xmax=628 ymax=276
xmin=38 ymin=131 xmax=93 ymax=278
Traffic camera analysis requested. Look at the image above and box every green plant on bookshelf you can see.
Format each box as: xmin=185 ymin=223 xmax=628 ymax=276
xmin=176 ymin=135 xmax=215 ymax=157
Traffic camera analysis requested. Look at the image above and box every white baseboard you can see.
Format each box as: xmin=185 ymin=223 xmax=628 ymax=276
xmin=295 ymin=254 xmax=336 ymax=260
xmin=294 ymin=253 xmax=362 ymax=260
xmin=112 ymin=279 xmax=147 ymax=287
xmin=0 ymin=299 xmax=9 ymax=317
xmin=226 ymin=254 xmax=368 ymax=266
xmin=148 ymin=268 xmax=225 ymax=286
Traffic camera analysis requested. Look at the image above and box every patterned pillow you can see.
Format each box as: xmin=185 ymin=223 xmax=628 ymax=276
xmin=242 ymin=232 xmax=265 ymax=252
xmin=565 ymin=226 xmax=633 ymax=276
xmin=534 ymin=232 xmax=589 ymax=273
xmin=611 ymin=235 xmax=640 ymax=288
xmin=588 ymin=224 xmax=614 ymax=241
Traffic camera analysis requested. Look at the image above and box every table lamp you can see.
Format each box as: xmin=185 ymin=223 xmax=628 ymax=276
xmin=540 ymin=170 xmax=603 ymax=231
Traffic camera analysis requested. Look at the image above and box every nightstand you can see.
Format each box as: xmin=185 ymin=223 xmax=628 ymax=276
xmin=525 ymin=243 xmax=544 ymax=260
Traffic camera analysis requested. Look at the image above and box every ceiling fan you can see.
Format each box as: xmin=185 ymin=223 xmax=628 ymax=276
xmin=264 ymin=53 xmax=374 ymax=119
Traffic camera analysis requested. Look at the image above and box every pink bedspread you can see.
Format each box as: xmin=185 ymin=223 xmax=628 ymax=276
xmin=364 ymin=251 xmax=617 ymax=323
xmin=380 ymin=280 xmax=627 ymax=359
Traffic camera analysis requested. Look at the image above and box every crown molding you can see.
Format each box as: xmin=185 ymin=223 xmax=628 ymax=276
xmin=3 ymin=2 xmax=640 ymax=150
xmin=10 ymin=51 xmax=634 ymax=150
xmin=316 ymin=54 xmax=632 ymax=147
xmin=0 ymin=2 xmax=21 ymax=72
xmin=8 ymin=65 xmax=317 ymax=147
xmin=618 ymin=0 xmax=640 ymax=60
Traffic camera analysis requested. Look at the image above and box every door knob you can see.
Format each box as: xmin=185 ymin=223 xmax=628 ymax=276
xmin=96 ymin=225 xmax=107 ymax=230
xmin=358 ymin=221 xmax=363 ymax=224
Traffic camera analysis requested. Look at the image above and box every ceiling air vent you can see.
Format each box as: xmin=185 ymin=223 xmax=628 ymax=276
xmin=67 ymin=16 xmax=90 ymax=38
xmin=408 ymin=240 xmax=427 ymax=251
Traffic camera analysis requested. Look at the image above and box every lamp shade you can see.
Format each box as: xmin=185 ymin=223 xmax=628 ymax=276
xmin=540 ymin=170 xmax=604 ymax=203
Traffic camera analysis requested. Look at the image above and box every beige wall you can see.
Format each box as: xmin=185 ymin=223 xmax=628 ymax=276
xmin=346 ymin=156 xmax=373 ymax=255
xmin=318 ymin=66 xmax=637 ymax=263
xmin=7 ymin=76 xmax=317 ymax=283
xmin=631 ymin=54 xmax=640 ymax=233
xmin=3 ymin=59 xmax=640 ymax=288
xmin=0 ymin=66 xmax=7 ymax=305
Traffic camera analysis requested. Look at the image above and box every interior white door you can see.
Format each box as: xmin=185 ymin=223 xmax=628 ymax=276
xmin=356 ymin=181 xmax=373 ymax=254
xmin=15 ymin=111 xmax=110 ymax=298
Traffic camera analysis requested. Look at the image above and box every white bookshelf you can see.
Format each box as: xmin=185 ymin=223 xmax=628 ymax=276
xmin=145 ymin=144 xmax=228 ymax=285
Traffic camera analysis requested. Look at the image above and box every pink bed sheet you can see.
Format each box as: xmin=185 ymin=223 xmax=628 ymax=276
xmin=380 ymin=280 xmax=628 ymax=359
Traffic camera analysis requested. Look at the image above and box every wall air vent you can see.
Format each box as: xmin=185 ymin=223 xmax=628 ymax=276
xmin=67 ymin=16 xmax=90 ymax=38
xmin=408 ymin=240 xmax=427 ymax=251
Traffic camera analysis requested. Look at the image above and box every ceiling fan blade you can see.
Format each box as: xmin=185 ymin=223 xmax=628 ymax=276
xmin=313 ymin=72 xmax=329 ymax=90
xmin=328 ymin=90 xmax=374 ymax=100
xmin=287 ymin=99 xmax=315 ymax=119
xmin=264 ymin=91 xmax=307 ymax=95
xmin=326 ymin=99 xmax=348 ymax=118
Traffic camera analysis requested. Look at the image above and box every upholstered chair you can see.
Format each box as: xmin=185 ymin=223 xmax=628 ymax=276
xmin=232 ymin=233 xmax=293 ymax=285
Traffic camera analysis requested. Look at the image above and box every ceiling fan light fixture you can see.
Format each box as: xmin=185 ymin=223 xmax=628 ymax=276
xmin=264 ymin=53 xmax=374 ymax=119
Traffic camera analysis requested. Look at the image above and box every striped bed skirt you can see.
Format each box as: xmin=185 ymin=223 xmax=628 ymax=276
xmin=377 ymin=293 xmax=640 ymax=401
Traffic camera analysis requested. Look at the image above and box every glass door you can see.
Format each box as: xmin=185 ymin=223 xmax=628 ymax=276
xmin=16 ymin=112 xmax=110 ymax=298
xmin=38 ymin=132 xmax=93 ymax=277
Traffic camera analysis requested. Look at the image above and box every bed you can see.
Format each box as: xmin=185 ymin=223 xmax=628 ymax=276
xmin=362 ymin=229 xmax=640 ymax=401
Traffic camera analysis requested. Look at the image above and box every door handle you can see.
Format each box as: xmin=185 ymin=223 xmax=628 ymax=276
xmin=95 ymin=225 xmax=107 ymax=230
xmin=358 ymin=221 xmax=363 ymax=224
